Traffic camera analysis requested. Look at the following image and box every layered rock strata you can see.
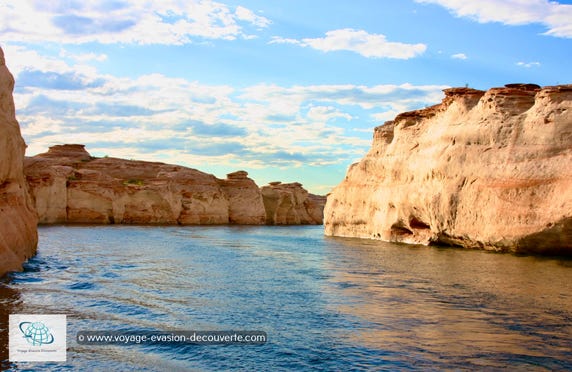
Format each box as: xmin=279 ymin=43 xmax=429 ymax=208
xmin=261 ymin=182 xmax=326 ymax=225
xmin=0 ymin=47 xmax=38 ymax=276
xmin=24 ymin=145 xmax=325 ymax=225
xmin=218 ymin=171 xmax=266 ymax=224
xmin=324 ymin=84 xmax=572 ymax=255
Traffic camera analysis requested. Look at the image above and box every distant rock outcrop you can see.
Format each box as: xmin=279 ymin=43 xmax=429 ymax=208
xmin=218 ymin=171 xmax=266 ymax=224
xmin=324 ymin=84 xmax=572 ymax=255
xmin=0 ymin=47 xmax=38 ymax=276
xmin=261 ymin=182 xmax=326 ymax=225
xmin=24 ymin=145 xmax=325 ymax=225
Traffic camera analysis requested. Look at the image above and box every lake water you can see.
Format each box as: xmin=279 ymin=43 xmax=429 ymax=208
xmin=1 ymin=225 xmax=572 ymax=370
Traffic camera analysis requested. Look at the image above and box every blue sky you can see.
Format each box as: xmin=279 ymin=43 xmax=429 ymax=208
xmin=2 ymin=0 xmax=571 ymax=194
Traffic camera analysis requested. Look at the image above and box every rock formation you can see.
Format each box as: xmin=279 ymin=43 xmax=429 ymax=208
xmin=24 ymin=145 xmax=325 ymax=225
xmin=218 ymin=171 xmax=266 ymax=224
xmin=0 ymin=47 xmax=38 ymax=276
xmin=324 ymin=84 xmax=572 ymax=255
xmin=261 ymin=182 xmax=326 ymax=225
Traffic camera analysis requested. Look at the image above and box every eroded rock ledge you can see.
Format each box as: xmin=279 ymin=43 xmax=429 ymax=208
xmin=24 ymin=145 xmax=325 ymax=226
xmin=0 ymin=47 xmax=38 ymax=276
xmin=324 ymin=84 xmax=572 ymax=255
xmin=261 ymin=182 xmax=326 ymax=225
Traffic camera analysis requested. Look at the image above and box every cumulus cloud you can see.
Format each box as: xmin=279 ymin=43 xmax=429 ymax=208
xmin=17 ymin=70 xmax=95 ymax=90
xmin=306 ymin=106 xmax=353 ymax=123
xmin=416 ymin=0 xmax=572 ymax=38
xmin=451 ymin=53 xmax=467 ymax=59
xmin=270 ymin=28 xmax=427 ymax=59
xmin=0 ymin=0 xmax=271 ymax=44
xmin=188 ymin=121 xmax=248 ymax=137
xmin=235 ymin=6 xmax=271 ymax=28
xmin=59 ymin=49 xmax=108 ymax=62
xmin=240 ymin=83 xmax=446 ymax=110
xmin=8 ymin=46 xmax=446 ymax=174
xmin=3 ymin=44 xmax=79 ymax=77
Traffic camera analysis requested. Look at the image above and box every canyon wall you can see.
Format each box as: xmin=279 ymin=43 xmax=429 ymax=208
xmin=218 ymin=171 xmax=266 ymax=224
xmin=24 ymin=145 xmax=325 ymax=225
xmin=324 ymin=84 xmax=572 ymax=255
xmin=0 ymin=47 xmax=38 ymax=276
xmin=261 ymin=182 xmax=326 ymax=225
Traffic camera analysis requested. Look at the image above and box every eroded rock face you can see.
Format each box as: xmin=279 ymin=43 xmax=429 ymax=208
xmin=24 ymin=146 xmax=325 ymax=225
xmin=0 ymin=47 xmax=38 ymax=276
xmin=218 ymin=171 xmax=266 ymax=224
xmin=324 ymin=84 xmax=572 ymax=255
xmin=25 ymin=145 xmax=232 ymax=225
xmin=261 ymin=182 xmax=326 ymax=225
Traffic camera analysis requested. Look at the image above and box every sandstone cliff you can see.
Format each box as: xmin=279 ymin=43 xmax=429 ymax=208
xmin=0 ymin=47 xmax=38 ymax=276
xmin=25 ymin=145 xmax=325 ymax=225
xmin=261 ymin=182 xmax=326 ymax=225
xmin=324 ymin=84 xmax=572 ymax=255
xmin=218 ymin=171 xmax=266 ymax=224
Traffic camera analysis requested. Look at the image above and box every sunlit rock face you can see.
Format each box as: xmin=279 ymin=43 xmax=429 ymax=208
xmin=324 ymin=84 xmax=572 ymax=255
xmin=261 ymin=182 xmax=326 ymax=225
xmin=218 ymin=171 xmax=266 ymax=224
xmin=0 ymin=47 xmax=38 ymax=276
xmin=24 ymin=146 xmax=326 ymax=226
xmin=25 ymin=145 xmax=234 ymax=225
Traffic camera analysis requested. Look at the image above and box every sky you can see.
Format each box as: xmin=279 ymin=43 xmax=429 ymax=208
xmin=1 ymin=0 xmax=571 ymax=194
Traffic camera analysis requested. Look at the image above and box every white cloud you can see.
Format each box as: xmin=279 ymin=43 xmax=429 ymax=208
xmin=416 ymin=0 xmax=572 ymax=38
xmin=3 ymin=44 xmax=71 ymax=75
xmin=240 ymin=83 xmax=446 ymax=111
xmin=371 ymin=110 xmax=402 ymax=123
xmin=307 ymin=106 xmax=353 ymax=123
xmin=235 ymin=6 xmax=271 ymax=28
xmin=451 ymin=53 xmax=467 ymax=59
xmin=0 ymin=0 xmax=271 ymax=44
xmin=7 ymin=46 xmax=446 ymax=172
xmin=517 ymin=61 xmax=541 ymax=68
xmin=59 ymin=49 xmax=108 ymax=63
xmin=269 ymin=36 xmax=300 ymax=45
xmin=271 ymin=28 xmax=427 ymax=59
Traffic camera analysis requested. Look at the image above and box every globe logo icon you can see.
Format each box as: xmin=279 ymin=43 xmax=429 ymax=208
xmin=19 ymin=321 xmax=55 ymax=346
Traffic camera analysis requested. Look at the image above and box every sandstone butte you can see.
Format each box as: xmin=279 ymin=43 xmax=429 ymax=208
xmin=324 ymin=84 xmax=572 ymax=255
xmin=24 ymin=144 xmax=326 ymax=226
xmin=0 ymin=47 xmax=38 ymax=276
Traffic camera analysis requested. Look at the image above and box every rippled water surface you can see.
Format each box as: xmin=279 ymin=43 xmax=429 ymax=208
xmin=1 ymin=225 xmax=572 ymax=370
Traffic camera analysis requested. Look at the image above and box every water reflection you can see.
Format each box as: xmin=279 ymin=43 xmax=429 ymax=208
xmin=324 ymin=237 xmax=572 ymax=369
xmin=1 ymin=226 xmax=571 ymax=370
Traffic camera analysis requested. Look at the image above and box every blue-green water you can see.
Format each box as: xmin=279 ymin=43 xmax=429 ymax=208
xmin=1 ymin=225 xmax=572 ymax=370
